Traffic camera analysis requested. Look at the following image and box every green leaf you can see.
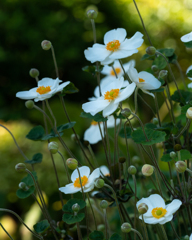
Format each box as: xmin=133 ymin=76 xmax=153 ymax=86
xmin=187 ymin=69 xmax=192 ymax=78
xmin=57 ymin=122 xmax=76 ymax=132
xmin=184 ymin=41 xmax=192 ymax=48
xmin=110 ymin=233 xmax=122 ymax=240
xmin=141 ymin=54 xmax=155 ymax=61
xmin=119 ymin=127 xmax=132 ymax=138
xmin=62 ymin=198 xmax=86 ymax=213
xmin=161 ymin=153 xmax=172 ymax=162
xmin=62 ymin=213 xmax=85 ymax=224
xmin=161 ymin=150 xmax=192 ymax=162
xmin=26 ymin=125 xmax=45 ymax=141
xmin=33 ymin=220 xmax=50 ymax=234
xmin=158 ymin=48 xmax=175 ymax=57
xmin=145 ymin=123 xmax=157 ymax=129
xmin=89 ymin=231 xmax=104 ymax=240
xmin=25 ymin=153 xmax=43 ymax=165
xmin=181 ymin=104 xmax=192 ymax=114
xmin=80 ymin=111 xmax=108 ymax=122
xmin=150 ymin=87 xmax=164 ymax=93
xmin=153 ymin=55 xmax=167 ymax=70
xmin=21 ymin=171 xmax=37 ymax=187
xmin=61 ymin=82 xmax=79 ymax=96
xmin=131 ymin=128 xmax=166 ymax=145
xmin=171 ymin=90 xmax=192 ymax=105
xmin=16 ymin=186 xmax=35 ymax=199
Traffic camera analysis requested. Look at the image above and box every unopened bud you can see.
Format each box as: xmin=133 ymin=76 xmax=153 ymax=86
xmin=66 ymin=158 xmax=78 ymax=170
xmin=86 ymin=9 xmax=98 ymax=19
xmin=146 ymin=46 xmax=156 ymax=55
xmin=41 ymin=40 xmax=52 ymax=50
xmin=119 ymin=157 xmax=126 ymax=163
xmin=19 ymin=182 xmax=28 ymax=190
xmin=97 ymin=224 xmax=105 ymax=231
xmin=186 ymin=107 xmax=192 ymax=119
xmin=137 ymin=203 xmax=148 ymax=214
xmin=29 ymin=68 xmax=39 ymax=78
xmin=152 ymin=118 xmax=158 ymax=125
xmin=132 ymin=156 xmax=141 ymax=164
xmin=25 ymin=100 xmax=34 ymax=109
xmin=121 ymin=108 xmax=131 ymax=118
xmin=95 ymin=179 xmax=104 ymax=188
xmin=15 ymin=163 xmax=27 ymax=172
xmin=121 ymin=223 xmax=132 ymax=233
xmin=142 ymin=164 xmax=154 ymax=176
xmin=170 ymin=151 xmax=177 ymax=159
xmin=72 ymin=203 xmax=80 ymax=213
xmin=100 ymin=200 xmax=108 ymax=209
xmin=115 ymin=179 xmax=121 ymax=185
xmin=48 ymin=142 xmax=59 ymax=154
xmin=156 ymin=142 xmax=164 ymax=149
xmin=158 ymin=70 xmax=168 ymax=80
xmin=71 ymin=133 xmax=80 ymax=142
xmin=174 ymin=144 xmax=182 ymax=152
xmin=151 ymin=65 xmax=159 ymax=73
xmin=128 ymin=165 xmax=137 ymax=175
xmin=175 ymin=161 xmax=187 ymax=173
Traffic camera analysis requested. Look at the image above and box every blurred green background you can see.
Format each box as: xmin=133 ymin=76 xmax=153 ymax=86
xmin=0 ymin=0 xmax=192 ymax=239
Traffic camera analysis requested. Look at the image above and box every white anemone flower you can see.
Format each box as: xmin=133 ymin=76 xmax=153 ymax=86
xmin=59 ymin=166 xmax=100 ymax=194
xmin=128 ymin=64 xmax=161 ymax=98
xmin=84 ymin=28 xmax=144 ymax=65
xmin=82 ymin=77 xmax=136 ymax=117
xmin=16 ymin=78 xmax=70 ymax=102
xmin=100 ymin=165 xmax=110 ymax=177
xmin=84 ymin=115 xmax=120 ymax=144
xmin=181 ymin=32 xmax=192 ymax=43
xmin=136 ymin=194 xmax=182 ymax=225
xmin=186 ymin=65 xmax=192 ymax=88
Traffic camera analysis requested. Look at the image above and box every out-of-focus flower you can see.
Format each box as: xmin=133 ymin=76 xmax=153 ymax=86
xmin=136 ymin=194 xmax=182 ymax=225
xmin=84 ymin=28 xmax=143 ymax=65
xmin=84 ymin=116 xmax=120 ymax=144
xmin=100 ymin=165 xmax=110 ymax=177
xmin=181 ymin=32 xmax=192 ymax=43
xmin=186 ymin=65 xmax=192 ymax=88
xmin=16 ymin=78 xmax=70 ymax=102
xmin=190 ymin=233 xmax=192 ymax=240
xmin=82 ymin=77 xmax=136 ymax=117
xmin=59 ymin=166 xmax=100 ymax=194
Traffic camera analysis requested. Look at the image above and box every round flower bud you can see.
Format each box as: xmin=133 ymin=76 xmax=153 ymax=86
xmin=174 ymin=144 xmax=182 ymax=152
xmin=175 ymin=161 xmax=187 ymax=173
xmin=100 ymin=200 xmax=108 ymax=209
xmin=186 ymin=107 xmax=192 ymax=119
xmin=66 ymin=158 xmax=78 ymax=170
xmin=121 ymin=108 xmax=131 ymax=118
xmin=15 ymin=163 xmax=27 ymax=172
xmin=41 ymin=40 xmax=52 ymax=50
xmin=137 ymin=203 xmax=148 ymax=214
xmin=19 ymin=182 xmax=28 ymax=190
xmin=142 ymin=164 xmax=154 ymax=177
xmin=25 ymin=100 xmax=34 ymax=109
xmin=86 ymin=9 xmax=98 ymax=19
xmin=170 ymin=151 xmax=177 ymax=159
xmin=152 ymin=118 xmax=158 ymax=125
xmin=146 ymin=46 xmax=156 ymax=55
xmin=156 ymin=142 xmax=164 ymax=149
xmin=158 ymin=70 xmax=168 ymax=80
xmin=115 ymin=179 xmax=121 ymax=185
xmin=95 ymin=179 xmax=105 ymax=188
xmin=121 ymin=223 xmax=132 ymax=233
xmin=48 ymin=142 xmax=59 ymax=154
xmin=97 ymin=224 xmax=105 ymax=231
xmin=151 ymin=65 xmax=158 ymax=73
xmin=132 ymin=156 xmax=141 ymax=164
xmin=29 ymin=68 xmax=39 ymax=78
xmin=72 ymin=203 xmax=80 ymax=213
xmin=119 ymin=157 xmax=126 ymax=163
xmin=128 ymin=165 xmax=137 ymax=175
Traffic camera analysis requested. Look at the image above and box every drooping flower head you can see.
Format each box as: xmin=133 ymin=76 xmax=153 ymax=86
xmin=181 ymin=32 xmax=192 ymax=43
xmin=136 ymin=194 xmax=182 ymax=225
xmin=59 ymin=166 xmax=100 ymax=194
xmin=16 ymin=78 xmax=70 ymax=102
xmin=84 ymin=28 xmax=144 ymax=65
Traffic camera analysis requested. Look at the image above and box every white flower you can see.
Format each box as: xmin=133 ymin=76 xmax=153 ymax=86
xmin=100 ymin=165 xmax=110 ymax=177
xmin=84 ymin=116 xmax=120 ymax=144
xmin=16 ymin=78 xmax=70 ymax=102
xmin=186 ymin=65 xmax=192 ymax=88
xmin=84 ymin=28 xmax=144 ymax=65
xmin=128 ymin=64 xmax=161 ymax=97
xmin=136 ymin=194 xmax=182 ymax=225
xmin=82 ymin=77 xmax=136 ymax=117
xmin=190 ymin=233 xmax=192 ymax=240
xmin=59 ymin=166 xmax=100 ymax=194
xmin=181 ymin=32 xmax=192 ymax=43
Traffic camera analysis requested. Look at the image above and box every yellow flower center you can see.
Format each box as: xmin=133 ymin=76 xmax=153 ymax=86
xmin=105 ymin=173 xmax=110 ymax=177
xmin=104 ymin=89 xmax=120 ymax=102
xmin=151 ymin=207 xmax=167 ymax=219
xmin=139 ymin=78 xmax=145 ymax=83
xmin=91 ymin=121 xmax=98 ymax=126
xmin=106 ymin=40 xmax=120 ymax=51
xmin=110 ymin=67 xmax=121 ymax=76
xmin=36 ymin=86 xmax=51 ymax=95
xmin=73 ymin=176 xmax=88 ymax=188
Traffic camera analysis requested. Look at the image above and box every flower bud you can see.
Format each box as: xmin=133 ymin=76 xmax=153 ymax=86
xmin=41 ymin=40 xmax=52 ymax=50
xmin=119 ymin=157 xmax=126 ymax=163
xmin=152 ymin=118 xmax=158 ymax=125
xmin=72 ymin=203 xmax=80 ymax=213
xmin=174 ymin=144 xmax=182 ymax=152
xmin=97 ymin=224 xmax=105 ymax=231
xmin=71 ymin=133 xmax=80 ymax=142
xmin=121 ymin=223 xmax=132 ymax=233
xmin=121 ymin=108 xmax=131 ymax=118
xmin=29 ymin=68 xmax=39 ymax=78
xmin=170 ymin=151 xmax=177 ymax=159
xmin=175 ymin=161 xmax=187 ymax=173
xmin=156 ymin=142 xmax=164 ymax=149
xmin=48 ymin=142 xmax=59 ymax=154
xmin=19 ymin=182 xmax=28 ymax=190
xmin=141 ymin=164 xmax=154 ymax=177
xmin=95 ymin=179 xmax=105 ymax=188
xmin=128 ymin=165 xmax=137 ymax=175
xmin=66 ymin=158 xmax=78 ymax=170
xmin=100 ymin=200 xmax=108 ymax=209
xmin=15 ymin=163 xmax=27 ymax=172
xmin=137 ymin=203 xmax=148 ymax=214
xmin=146 ymin=46 xmax=156 ymax=55
xmin=86 ymin=9 xmax=98 ymax=19
xmin=186 ymin=107 xmax=192 ymax=119
xmin=158 ymin=70 xmax=168 ymax=80
xmin=25 ymin=100 xmax=34 ymax=109
xmin=151 ymin=65 xmax=158 ymax=73
xmin=115 ymin=179 xmax=121 ymax=185
xmin=132 ymin=156 xmax=141 ymax=164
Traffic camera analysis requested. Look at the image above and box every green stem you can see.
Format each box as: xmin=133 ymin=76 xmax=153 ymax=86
xmin=154 ymin=168 xmax=163 ymax=196
xmin=154 ymin=93 xmax=161 ymax=126
xmin=76 ymin=222 xmax=82 ymax=240
xmin=174 ymin=119 xmax=191 ymax=139
xmin=160 ymin=225 xmax=168 ymax=240
xmin=142 ymin=215 xmax=149 ymax=240
xmin=131 ymin=228 xmax=144 ymax=240
xmin=103 ymin=209 xmax=109 ymax=239
xmin=51 ymin=45 xmax=59 ymax=78
xmin=175 ymin=60 xmax=187 ymax=90
xmin=132 ymin=175 xmax=137 ymax=240
xmin=86 ymin=193 xmax=97 ymax=230
xmin=119 ymin=60 xmax=131 ymax=83
xmin=0 ymin=222 xmax=14 ymax=240
xmin=57 ymin=151 xmax=71 ymax=183
xmin=170 ymin=221 xmax=182 ymax=240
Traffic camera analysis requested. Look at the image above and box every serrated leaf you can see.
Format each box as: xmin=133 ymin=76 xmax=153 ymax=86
xmin=16 ymin=186 xmax=35 ymax=199
xmin=62 ymin=198 xmax=86 ymax=213
xmin=119 ymin=127 xmax=132 ymax=138
xmin=61 ymin=82 xmax=79 ymax=96
xmin=21 ymin=171 xmax=37 ymax=187
xmin=184 ymin=41 xmax=192 ymax=48
xmin=33 ymin=220 xmax=50 ymax=234
xmin=63 ymin=213 xmax=85 ymax=224
xmin=187 ymin=70 xmax=192 ymax=78
xmin=80 ymin=111 xmax=108 ymax=122
xmin=26 ymin=125 xmax=45 ymax=141
xmin=25 ymin=153 xmax=43 ymax=165
xmin=131 ymin=128 xmax=166 ymax=145
xmin=89 ymin=231 xmax=104 ymax=240
xmin=110 ymin=233 xmax=122 ymax=240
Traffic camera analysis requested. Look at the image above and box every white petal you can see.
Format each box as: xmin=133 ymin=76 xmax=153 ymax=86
xmin=140 ymin=215 xmax=165 ymax=225
xmin=110 ymin=49 xmax=138 ymax=60
xmin=186 ymin=65 xmax=192 ymax=81
xmin=136 ymin=198 xmax=153 ymax=217
xmin=188 ymin=82 xmax=192 ymax=88
xmin=158 ymin=215 xmax=173 ymax=225
xmin=38 ymin=78 xmax=61 ymax=89
xmin=128 ymin=65 xmax=139 ymax=83
xmin=107 ymin=115 xmax=120 ymax=127
xmin=148 ymin=194 xmax=166 ymax=208
xmin=82 ymin=98 xmax=110 ymax=116
xmin=104 ymin=28 xmax=127 ymax=45
xmin=59 ymin=184 xmax=80 ymax=194
xmin=190 ymin=234 xmax=192 ymax=240
xmin=101 ymin=56 xmax=114 ymax=65
xmin=181 ymin=32 xmax=192 ymax=42
xmin=114 ymin=82 xmax=136 ymax=104
xmin=71 ymin=166 xmax=90 ymax=182
xmin=84 ymin=44 xmax=111 ymax=63
xmin=85 ymin=168 xmax=100 ymax=188
xmin=165 ymin=199 xmax=182 ymax=216
xmin=138 ymin=72 xmax=161 ymax=90
xmin=124 ymin=60 xmax=136 ymax=72
xmin=84 ymin=125 xmax=103 ymax=144
xmin=120 ymin=32 xmax=144 ymax=50
xmin=103 ymin=102 xmax=119 ymax=117
xmin=16 ymin=90 xmax=37 ymax=100
xmin=100 ymin=166 xmax=110 ymax=176
xmin=83 ymin=184 xmax=95 ymax=193
xmin=141 ymin=89 xmax=155 ymax=98
xmin=57 ymin=81 xmax=70 ymax=92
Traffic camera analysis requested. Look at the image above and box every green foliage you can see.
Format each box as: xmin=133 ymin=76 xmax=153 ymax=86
xmin=161 ymin=150 xmax=192 ymax=162
xmin=153 ymin=55 xmax=167 ymax=69
xmin=150 ymin=87 xmax=164 ymax=93
xmin=26 ymin=125 xmax=45 ymax=141
xmin=184 ymin=41 xmax=192 ymax=48
xmin=25 ymin=153 xmax=43 ymax=164
xmin=89 ymin=231 xmax=104 ymax=240
xmin=21 ymin=171 xmax=37 ymax=187
xmin=33 ymin=220 xmax=50 ymax=234
xmin=16 ymin=186 xmax=35 ymax=199
xmin=62 ymin=198 xmax=86 ymax=213
xmin=61 ymin=82 xmax=79 ymax=96
xmin=80 ymin=111 xmax=108 ymax=122
xmin=62 ymin=213 xmax=85 ymax=224
xmin=110 ymin=233 xmax=122 ymax=240
xmin=118 ymin=127 xmax=132 ymax=138
xmin=82 ymin=65 xmax=103 ymax=76
xmin=171 ymin=90 xmax=192 ymax=105
xmin=187 ymin=69 xmax=192 ymax=78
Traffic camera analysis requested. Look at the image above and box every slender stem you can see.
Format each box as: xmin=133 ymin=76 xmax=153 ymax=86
xmin=142 ymin=215 xmax=149 ymax=240
xmin=132 ymin=175 xmax=137 ymax=240
xmin=176 ymin=172 xmax=185 ymax=201
xmin=131 ymin=228 xmax=144 ymax=240
xmin=57 ymin=151 xmax=71 ymax=182
xmin=154 ymin=169 xmax=163 ymax=196
xmin=119 ymin=60 xmax=131 ymax=83
xmin=51 ymin=45 xmax=59 ymax=78
xmin=103 ymin=209 xmax=109 ymax=239
xmin=86 ymin=193 xmax=97 ymax=230
xmin=134 ymin=87 xmax=139 ymax=114
xmin=112 ymin=65 xmax=118 ymax=78
xmin=124 ymin=121 xmax=131 ymax=168
xmin=45 ymin=99 xmax=57 ymax=129
xmin=170 ymin=221 xmax=182 ymax=240
xmin=154 ymin=93 xmax=161 ymax=126
xmin=138 ymin=94 xmax=156 ymax=116
xmin=175 ymin=60 xmax=187 ymax=90
xmin=162 ymin=91 xmax=173 ymax=122
xmin=165 ymin=85 xmax=176 ymax=124
xmin=160 ymin=225 xmax=168 ymax=240
xmin=0 ymin=222 xmax=14 ymax=240
xmin=174 ymin=119 xmax=191 ymax=139
xmin=91 ymin=19 xmax=96 ymax=44
xmin=98 ymin=122 xmax=110 ymax=165
xmin=76 ymin=222 xmax=82 ymax=240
